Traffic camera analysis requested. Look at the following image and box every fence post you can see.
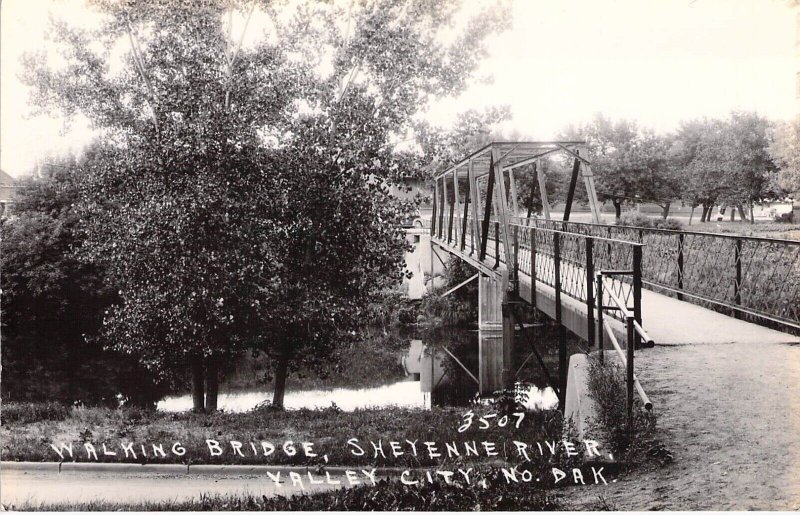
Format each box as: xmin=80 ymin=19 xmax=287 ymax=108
xmin=734 ymin=238 xmax=742 ymax=319
xmin=596 ymin=273 xmax=604 ymax=364
xmin=633 ymin=245 xmax=643 ymax=348
xmin=586 ymin=238 xmax=595 ymax=349
xmin=677 ymin=233 xmax=684 ymax=301
xmin=554 ymin=232 xmax=566 ymax=411
xmin=626 ymin=316 xmax=635 ymax=434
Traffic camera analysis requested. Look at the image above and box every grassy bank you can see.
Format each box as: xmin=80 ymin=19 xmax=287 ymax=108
xmin=1 ymin=403 xmax=567 ymax=469
xmin=12 ymin=471 xmax=562 ymax=511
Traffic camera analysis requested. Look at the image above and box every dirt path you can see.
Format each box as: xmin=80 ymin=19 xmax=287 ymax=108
xmin=559 ymin=340 xmax=800 ymax=510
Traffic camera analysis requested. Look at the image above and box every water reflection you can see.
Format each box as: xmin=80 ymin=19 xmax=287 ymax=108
xmin=157 ymin=328 xmax=558 ymax=413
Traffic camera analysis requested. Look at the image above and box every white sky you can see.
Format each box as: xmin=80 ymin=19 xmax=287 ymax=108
xmin=1 ymin=0 xmax=797 ymax=177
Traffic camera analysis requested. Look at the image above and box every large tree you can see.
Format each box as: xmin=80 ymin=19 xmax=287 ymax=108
xmin=676 ymin=113 xmax=778 ymax=223
xmin=23 ymin=0 xmax=510 ymax=410
xmin=561 ymin=114 xmax=680 ymax=219
xmin=770 ymin=115 xmax=800 ymax=195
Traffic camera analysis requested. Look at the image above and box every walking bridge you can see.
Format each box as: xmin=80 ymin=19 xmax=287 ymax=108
xmin=427 ymin=142 xmax=800 ymax=423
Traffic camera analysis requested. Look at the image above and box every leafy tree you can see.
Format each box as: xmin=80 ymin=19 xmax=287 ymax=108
xmin=561 ymin=114 xmax=679 ymax=219
xmin=676 ymin=113 xmax=778 ymax=223
xmin=0 ymin=155 xmax=168 ymax=406
xmin=770 ymin=116 xmax=800 ymax=195
xmin=23 ymin=0 xmax=510 ymax=409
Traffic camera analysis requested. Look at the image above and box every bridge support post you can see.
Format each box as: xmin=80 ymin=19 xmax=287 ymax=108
xmin=501 ymin=296 xmax=516 ymax=390
xmin=478 ymin=274 xmax=503 ymax=331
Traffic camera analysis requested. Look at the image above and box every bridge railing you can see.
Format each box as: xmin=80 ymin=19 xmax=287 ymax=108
xmin=510 ymin=223 xmax=644 ymax=332
xmin=521 ymin=218 xmax=800 ymax=332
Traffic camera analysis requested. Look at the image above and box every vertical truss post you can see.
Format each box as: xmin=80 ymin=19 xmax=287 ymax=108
xmin=468 ymin=159 xmax=480 ymax=256
xmin=452 ymin=169 xmax=461 ymax=245
xmin=479 ymin=154 xmax=495 ymax=261
xmin=460 ymin=174 xmax=470 ymax=251
xmin=491 ymin=147 xmax=514 ymax=269
xmin=443 ymin=176 xmax=450 ymax=243
xmin=580 ymin=145 xmax=602 ymax=223
xmin=431 ymin=181 xmax=438 ymax=237
xmin=508 ymin=166 xmax=520 ymax=219
xmin=438 ymin=178 xmax=445 ymax=239
xmin=537 ymin=159 xmax=551 ymax=220
xmin=563 ymin=152 xmax=581 ymax=222
xmin=585 ymin=238 xmax=595 ymax=349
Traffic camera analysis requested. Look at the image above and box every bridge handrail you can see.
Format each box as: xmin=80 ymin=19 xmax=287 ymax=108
xmin=522 ymin=217 xmax=800 ymax=332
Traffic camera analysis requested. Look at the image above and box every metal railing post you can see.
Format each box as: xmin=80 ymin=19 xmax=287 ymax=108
xmin=531 ymin=228 xmax=537 ymax=309
xmin=677 ymin=233 xmax=684 ymax=301
xmin=586 ymin=238 xmax=595 ymax=349
xmin=633 ymin=245 xmax=643 ymax=348
xmin=596 ymin=273 xmax=604 ymax=364
xmin=734 ymin=238 xmax=742 ymax=319
xmin=554 ymin=232 xmax=566 ymax=410
xmin=626 ymin=316 xmax=635 ymax=433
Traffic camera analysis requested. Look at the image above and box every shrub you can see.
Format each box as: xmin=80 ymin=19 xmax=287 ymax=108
xmin=617 ymin=212 xmax=683 ymax=231
xmin=585 ymin=356 xmax=656 ymax=459
xmin=653 ymin=218 xmax=683 ymax=230
xmin=616 ymin=212 xmax=654 ymax=229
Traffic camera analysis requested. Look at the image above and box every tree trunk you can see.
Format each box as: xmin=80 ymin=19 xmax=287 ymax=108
xmin=700 ymin=205 xmax=709 ymax=222
xmin=689 ymin=206 xmax=695 ymax=225
xmin=613 ymin=199 xmax=622 ymax=219
xmin=730 ymin=208 xmax=735 ymax=221
xmin=661 ymin=202 xmax=671 ymax=219
xmin=272 ymin=352 xmax=289 ymax=409
xmin=205 ymin=355 xmax=219 ymax=412
xmin=737 ymin=205 xmax=748 ymax=223
xmin=190 ymin=355 xmax=205 ymax=413
xmin=749 ymin=201 xmax=755 ymax=225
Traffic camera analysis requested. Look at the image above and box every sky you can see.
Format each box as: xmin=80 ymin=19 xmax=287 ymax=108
xmin=1 ymin=0 xmax=797 ymax=177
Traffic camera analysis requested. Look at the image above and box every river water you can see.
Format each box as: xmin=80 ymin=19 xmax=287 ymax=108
xmin=157 ymin=327 xmax=558 ymax=413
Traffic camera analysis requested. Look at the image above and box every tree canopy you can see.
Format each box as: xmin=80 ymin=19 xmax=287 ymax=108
xmin=22 ymin=0 xmax=511 ymax=408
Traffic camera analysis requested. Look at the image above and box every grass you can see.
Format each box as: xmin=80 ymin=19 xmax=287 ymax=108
xmin=0 ymin=403 xmax=565 ymax=468
xmin=9 ymin=470 xmax=562 ymax=511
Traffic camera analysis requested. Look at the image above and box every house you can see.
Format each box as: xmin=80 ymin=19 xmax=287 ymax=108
xmin=0 ymin=169 xmax=17 ymax=216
